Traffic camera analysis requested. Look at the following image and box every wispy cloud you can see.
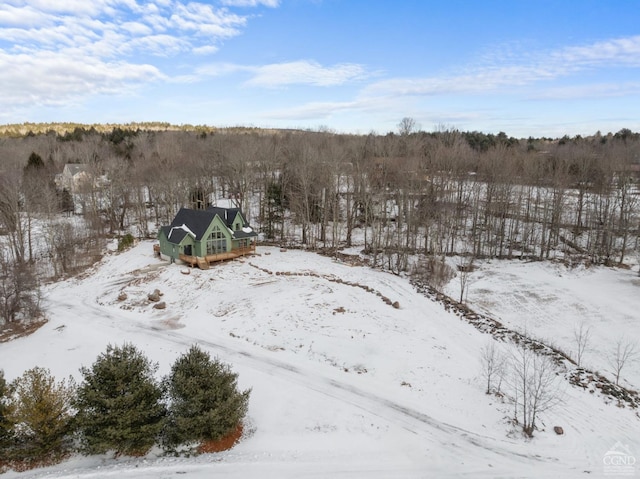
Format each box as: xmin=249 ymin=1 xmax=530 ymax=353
xmin=197 ymin=60 xmax=370 ymax=87
xmin=529 ymin=82 xmax=640 ymax=100
xmin=220 ymin=0 xmax=280 ymax=7
xmin=246 ymin=60 xmax=369 ymax=87
xmin=266 ymin=100 xmax=359 ymax=120
xmin=259 ymin=36 xmax=640 ymax=131
xmin=363 ymin=35 xmax=640 ymax=99
xmin=556 ymin=35 xmax=640 ymax=67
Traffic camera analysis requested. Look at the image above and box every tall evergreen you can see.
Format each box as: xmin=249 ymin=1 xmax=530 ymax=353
xmin=75 ymin=343 xmax=165 ymax=456
xmin=5 ymin=367 xmax=75 ymax=463
xmin=163 ymin=345 xmax=250 ymax=450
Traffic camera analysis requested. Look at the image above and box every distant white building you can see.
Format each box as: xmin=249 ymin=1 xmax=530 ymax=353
xmin=55 ymin=163 xmax=109 ymax=193
xmin=55 ymin=164 xmax=93 ymax=192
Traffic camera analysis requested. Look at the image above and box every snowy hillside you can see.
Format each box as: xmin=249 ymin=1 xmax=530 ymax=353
xmin=1 ymin=241 xmax=638 ymax=478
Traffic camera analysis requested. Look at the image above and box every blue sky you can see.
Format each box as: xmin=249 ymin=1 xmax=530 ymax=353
xmin=1 ymin=0 xmax=639 ymax=137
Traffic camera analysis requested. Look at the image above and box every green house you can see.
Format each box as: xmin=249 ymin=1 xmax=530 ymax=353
xmin=157 ymin=207 xmax=257 ymax=267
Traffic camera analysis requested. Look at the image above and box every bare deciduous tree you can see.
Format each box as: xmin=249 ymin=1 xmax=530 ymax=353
xmin=0 ymin=171 xmax=27 ymax=263
xmin=0 ymin=252 xmax=41 ymax=326
xmin=607 ymin=338 xmax=638 ymax=386
xmin=572 ymin=321 xmax=591 ymax=368
xmin=508 ymin=344 xmax=562 ymax=437
xmin=457 ymin=252 xmax=475 ymax=303
xmin=480 ymin=340 xmax=506 ymax=395
xmin=397 ymin=117 xmax=418 ymax=136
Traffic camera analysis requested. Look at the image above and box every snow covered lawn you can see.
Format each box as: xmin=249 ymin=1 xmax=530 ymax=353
xmin=452 ymin=259 xmax=640 ymax=390
xmin=1 ymin=242 xmax=638 ymax=478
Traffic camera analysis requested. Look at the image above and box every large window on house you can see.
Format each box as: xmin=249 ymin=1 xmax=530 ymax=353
xmin=206 ymin=226 xmax=227 ymax=255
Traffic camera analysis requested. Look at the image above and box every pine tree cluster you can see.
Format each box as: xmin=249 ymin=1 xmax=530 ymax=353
xmin=0 ymin=343 xmax=250 ymax=470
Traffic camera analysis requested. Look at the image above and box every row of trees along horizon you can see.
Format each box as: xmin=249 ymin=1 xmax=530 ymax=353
xmin=0 ymin=122 xmax=639 ymax=287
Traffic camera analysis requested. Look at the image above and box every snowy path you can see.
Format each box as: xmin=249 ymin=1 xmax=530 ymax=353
xmin=44 ymin=285 xmax=548 ymax=475
xmin=2 ymin=243 xmax=638 ymax=478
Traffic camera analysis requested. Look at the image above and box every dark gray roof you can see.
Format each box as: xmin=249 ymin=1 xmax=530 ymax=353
xmin=207 ymin=207 xmax=240 ymax=227
xmin=233 ymin=228 xmax=258 ymax=239
xmin=159 ymin=225 xmax=172 ymax=238
xmin=163 ymin=207 xmax=257 ymax=244
xmin=170 ymin=208 xmax=216 ymax=241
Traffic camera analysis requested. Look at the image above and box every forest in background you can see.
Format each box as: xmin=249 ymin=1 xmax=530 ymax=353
xmin=1 ymin=122 xmax=639 ymax=328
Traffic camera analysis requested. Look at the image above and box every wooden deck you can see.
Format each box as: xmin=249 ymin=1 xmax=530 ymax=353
xmin=178 ymin=245 xmax=256 ymax=269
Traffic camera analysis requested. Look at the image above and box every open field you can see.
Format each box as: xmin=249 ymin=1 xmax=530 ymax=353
xmin=1 ymin=242 xmax=638 ymax=478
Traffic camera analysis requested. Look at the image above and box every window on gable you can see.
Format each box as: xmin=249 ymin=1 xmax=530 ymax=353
xmin=206 ymin=225 xmax=226 ymax=255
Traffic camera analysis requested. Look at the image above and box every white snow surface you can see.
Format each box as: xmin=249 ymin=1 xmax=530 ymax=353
xmin=447 ymin=259 xmax=640 ymax=389
xmin=1 ymin=242 xmax=639 ymax=478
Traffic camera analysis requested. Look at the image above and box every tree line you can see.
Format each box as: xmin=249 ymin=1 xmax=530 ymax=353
xmin=0 ymin=343 xmax=249 ymax=471
xmin=0 ymin=124 xmax=639 ymax=326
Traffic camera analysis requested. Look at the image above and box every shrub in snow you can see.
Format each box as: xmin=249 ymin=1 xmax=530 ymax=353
xmin=75 ymin=343 xmax=165 ymax=456
xmin=5 ymin=367 xmax=75 ymax=464
xmin=0 ymin=370 xmax=14 ymax=452
xmin=162 ymin=345 xmax=250 ymax=452
xmin=117 ymin=234 xmax=135 ymax=252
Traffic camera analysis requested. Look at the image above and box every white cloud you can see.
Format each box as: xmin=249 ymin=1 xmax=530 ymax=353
xmin=220 ymin=0 xmax=280 ymax=7
xmin=0 ymin=0 xmax=279 ymax=115
xmin=193 ymin=45 xmax=219 ymax=55
xmin=557 ymin=35 xmax=640 ymax=67
xmin=8 ymin=0 xmax=106 ymax=16
xmin=0 ymin=4 xmax=48 ymax=26
xmin=245 ymin=60 xmax=369 ymax=87
xmin=196 ymin=60 xmax=370 ymax=87
xmin=267 ymin=100 xmax=359 ymax=120
xmin=0 ymin=50 xmax=164 ymax=107
xmin=120 ymin=21 xmax=153 ymax=36
xmin=169 ymin=3 xmax=245 ymax=38
xmin=127 ymin=34 xmax=191 ymax=56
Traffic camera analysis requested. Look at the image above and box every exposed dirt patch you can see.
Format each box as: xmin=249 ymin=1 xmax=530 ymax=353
xmin=197 ymin=424 xmax=244 ymax=454
xmin=150 ymin=316 xmax=184 ymax=330
xmin=0 ymin=318 xmax=48 ymax=343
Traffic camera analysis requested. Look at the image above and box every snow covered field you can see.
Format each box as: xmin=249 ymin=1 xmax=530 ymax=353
xmin=449 ymin=259 xmax=640 ymax=390
xmin=1 ymin=241 xmax=639 ymax=478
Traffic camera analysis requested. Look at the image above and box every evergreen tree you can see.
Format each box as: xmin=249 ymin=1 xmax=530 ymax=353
xmin=58 ymin=188 xmax=74 ymax=215
xmin=24 ymin=152 xmax=45 ymax=173
xmin=75 ymin=343 xmax=165 ymax=456
xmin=6 ymin=367 xmax=75 ymax=463
xmin=0 ymin=369 xmax=15 ymax=451
xmin=163 ymin=345 xmax=250 ymax=450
